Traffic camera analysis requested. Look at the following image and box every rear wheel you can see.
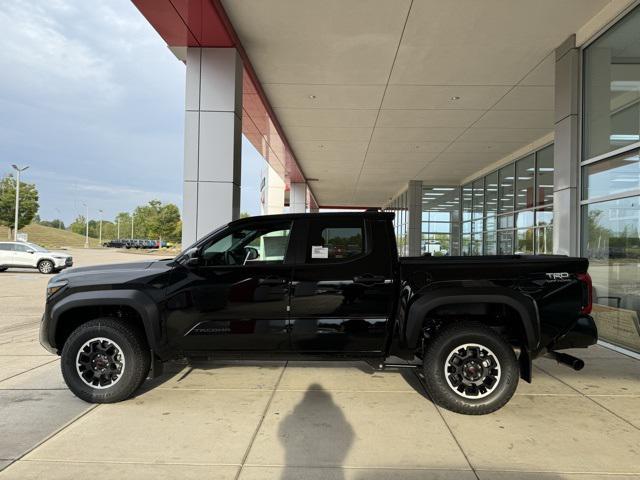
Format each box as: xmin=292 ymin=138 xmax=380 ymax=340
xmin=38 ymin=260 xmax=54 ymax=274
xmin=0 ymin=267 xmax=7 ymax=272
xmin=61 ymin=318 xmax=150 ymax=403
xmin=422 ymin=321 xmax=519 ymax=415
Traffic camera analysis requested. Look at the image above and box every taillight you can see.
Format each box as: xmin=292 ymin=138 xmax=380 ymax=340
xmin=577 ymin=272 xmax=593 ymax=315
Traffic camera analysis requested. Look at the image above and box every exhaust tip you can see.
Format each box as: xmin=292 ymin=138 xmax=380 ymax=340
xmin=547 ymin=351 xmax=585 ymax=371
xmin=572 ymin=358 xmax=585 ymax=371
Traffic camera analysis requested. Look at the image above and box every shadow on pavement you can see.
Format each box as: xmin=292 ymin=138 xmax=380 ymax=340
xmin=278 ymin=383 xmax=354 ymax=480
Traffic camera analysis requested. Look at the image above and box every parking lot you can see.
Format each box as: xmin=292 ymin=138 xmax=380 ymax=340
xmin=0 ymin=249 xmax=639 ymax=479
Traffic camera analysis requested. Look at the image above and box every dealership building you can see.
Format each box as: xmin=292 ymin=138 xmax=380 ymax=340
xmin=132 ymin=0 xmax=640 ymax=354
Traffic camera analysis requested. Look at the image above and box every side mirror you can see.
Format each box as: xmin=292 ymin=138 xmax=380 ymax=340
xmin=27 ymin=250 xmax=35 ymax=254
xmin=184 ymin=248 xmax=201 ymax=267
xmin=244 ymin=246 xmax=259 ymax=261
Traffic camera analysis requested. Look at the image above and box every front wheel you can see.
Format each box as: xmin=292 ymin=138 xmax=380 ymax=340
xmin=38 ymin=260 xmax=54 ymax=274
xmin=61 ymin=318 xmax=150 ymax=403
xmin=422 ymin=321 xmax=519 ymax=415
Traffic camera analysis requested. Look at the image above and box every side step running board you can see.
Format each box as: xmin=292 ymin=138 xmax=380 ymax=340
xmin=376 ymin=362 xmax=419 ymax=371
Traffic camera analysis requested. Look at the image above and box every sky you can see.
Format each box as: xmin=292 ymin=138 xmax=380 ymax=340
xmin=0 ymin=0 xmax=265 ymax=226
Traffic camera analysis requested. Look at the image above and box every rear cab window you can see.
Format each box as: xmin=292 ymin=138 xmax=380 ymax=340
xmin=306 ymin=217 xmax=366 ymax=263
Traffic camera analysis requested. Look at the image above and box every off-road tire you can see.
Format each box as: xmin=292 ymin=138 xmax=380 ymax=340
xmin=422 ymin=321 xmax=519 ymax=415
xmin=37 ymin=260 xmax=54 ymax=274
xmin=61 ymin=318 xmax=150 ymax=403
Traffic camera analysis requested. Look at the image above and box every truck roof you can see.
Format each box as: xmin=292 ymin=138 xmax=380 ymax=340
xmin=228 ymin=210 xmax=395 ymax=226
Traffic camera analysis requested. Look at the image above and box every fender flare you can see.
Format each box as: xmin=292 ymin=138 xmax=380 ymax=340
xmin=405 ymin=287 xmax=540 ymax=352
xmin=47 ymin=290 xmax=162 ymax=352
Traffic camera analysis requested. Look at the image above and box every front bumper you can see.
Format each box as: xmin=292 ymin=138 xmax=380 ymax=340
xmin=53 ymin=257 xmax=73 ymax=269
xmin=39 ymin=306 xmax=57 ymax=354
xmin=549 ymin=315 xmax=598 ymax=351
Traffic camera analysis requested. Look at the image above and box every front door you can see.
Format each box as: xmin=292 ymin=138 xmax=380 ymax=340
xmin=12 ymin=243 xmax=34 ymax=267
xmin=165 ymin=220 xmax=295 ymax=352
xmin=289 ymin=216 xmax=395 ymax=353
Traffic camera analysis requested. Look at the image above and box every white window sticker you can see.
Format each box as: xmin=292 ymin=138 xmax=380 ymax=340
xmin=311 ymin=245 xmax=329 ymax=259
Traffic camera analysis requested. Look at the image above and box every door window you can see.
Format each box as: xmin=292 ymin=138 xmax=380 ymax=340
xmin=201 ymin=223 xmax=291 ymax=266
xmin=0 ymin=243 xmax=14 ymax=251
xmin=307 ymin=219 xmax=365 ymax=263
xmin=13 ymin=244 xmax=29 ymax=253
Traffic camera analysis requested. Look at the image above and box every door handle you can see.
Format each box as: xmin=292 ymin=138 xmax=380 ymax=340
xmin=353 ymin=274 xmax=386 ymax=285
xmin=259 ymin=277 xmax=287 ymax=286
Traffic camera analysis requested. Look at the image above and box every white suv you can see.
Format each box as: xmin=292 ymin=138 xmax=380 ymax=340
xmin=0 ymin=242 xmax=73 ymax=274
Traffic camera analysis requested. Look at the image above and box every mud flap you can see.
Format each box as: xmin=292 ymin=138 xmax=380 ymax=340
xmin=148 ymin=351 xmax=164 ymax=379
xmin=519 ymin=348 xmax=532 ymax=383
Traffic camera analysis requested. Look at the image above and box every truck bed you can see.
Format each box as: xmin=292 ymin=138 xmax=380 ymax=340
xmin=399 ymin=254 xmax=589 ymax=282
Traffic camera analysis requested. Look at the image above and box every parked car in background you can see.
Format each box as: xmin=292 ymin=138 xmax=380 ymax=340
xmin=103 ymin=239 xmax=125 ymax=248
xmin=103 ymin=239 xmax=168 ymax=249
xmin=0 ymin=241 xmax=72 ymax=274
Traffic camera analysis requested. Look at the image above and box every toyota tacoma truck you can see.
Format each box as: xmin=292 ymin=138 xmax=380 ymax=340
xmin=40 ymin=211 xmax=596 ymax=414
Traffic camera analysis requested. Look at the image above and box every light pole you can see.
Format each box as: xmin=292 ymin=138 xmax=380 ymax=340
xmin=131 ymin=212 xmax=134 ymax=240
xmin=55 ymin=208 xmax=62 ymax=229
xmin=82 ymin=202 xmax=89 ymax=248
xmin=117 ymin=216 xmax=120 ymax=239
xmin=11 ymin=165 xmax=29 ymax=241
xmin=98 ymin=209 xmax=103 ymax=246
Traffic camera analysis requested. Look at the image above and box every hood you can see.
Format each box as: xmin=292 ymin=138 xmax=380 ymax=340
xmin=51 ymin=259 xmax=175 ymax=286
xmin=65 ymin=261 xmax=156 ymax=274
xmin=48 ymin=251 xmax=72 ymax=258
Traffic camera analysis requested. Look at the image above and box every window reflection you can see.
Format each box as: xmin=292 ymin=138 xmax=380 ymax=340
xmin=583 ymin=5 xmax=640 ymax=159
xmin=421 ymin=186 xmax=458 ymax=256
xmin=583 ymin=149 xmax=640 ymax=199
xmin=499 ymin=164 xmax=515 ymax=214
xmin=536 ymin=145 xmax=554 ymax=206
xmin=582 ymin=196 xmax=640 ymax=351
xmin=516 ymin=154 xmax=535 ymax=210
xmin=485 ymin=171 xmax=499 ymax=217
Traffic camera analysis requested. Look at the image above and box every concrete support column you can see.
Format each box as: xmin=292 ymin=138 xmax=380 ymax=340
xmin=260 ymin=165 xmax=285 ymax=215
xmin=553 ymin=36 xmax=580 ymax=256
xmin=182 ymin=48 xmax=242 ymax=246
xmin=407 ymin=180 xmax=423 ymax=257
xmin=290 ymin=182 xmax=308 ymax=213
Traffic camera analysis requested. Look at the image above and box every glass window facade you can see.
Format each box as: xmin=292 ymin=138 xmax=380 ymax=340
xmin=583 ymin=4 xmax=640 ymax=353
xmin=422 ymin=186 xmax=459 ymax=256
xmin=386 ymin=191 xmax=409 ymax=257
xmin=461 ymin=144 xmax=554 ymax=256
xmin=582 ymin=197 xmax=640 ymax=352
xmin=583 ymin=5 xmax=640 ymax=159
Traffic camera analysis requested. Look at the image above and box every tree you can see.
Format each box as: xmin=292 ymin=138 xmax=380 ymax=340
xmin=69 ymin=215 xmax=87 ymax=236
xmin=132 ymin=200 xmax=181 ymax=243
xmin=0 ymin=174 xmax=39 ymax=239
xmin=115 ymin=212 xmax=133 ymax=239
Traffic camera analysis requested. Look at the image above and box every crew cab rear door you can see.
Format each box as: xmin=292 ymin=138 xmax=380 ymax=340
xmin=288 ymin=215 xmax=395 ymax=353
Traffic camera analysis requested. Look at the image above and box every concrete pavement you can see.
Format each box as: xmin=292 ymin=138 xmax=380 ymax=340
xmin=0 ymin=249 xmax=639 ymax=479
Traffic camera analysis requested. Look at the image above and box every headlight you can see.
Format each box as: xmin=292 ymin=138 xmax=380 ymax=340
xmin=47 ymin=280 xmax=68 ymax=298
xmin=52 ymin=255 xmax=67 ymax=259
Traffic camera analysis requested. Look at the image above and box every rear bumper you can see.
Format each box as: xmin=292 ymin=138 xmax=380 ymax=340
xmin=549 ymin=315 xmax=598 ymax=351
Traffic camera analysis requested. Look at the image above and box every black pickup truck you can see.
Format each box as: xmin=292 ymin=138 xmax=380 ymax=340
xmin=40 ymin=211 xmax=596 ymax=414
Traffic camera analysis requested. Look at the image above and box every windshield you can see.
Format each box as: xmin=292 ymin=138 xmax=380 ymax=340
xmin=175 ymin=223 xmax=229 ymax=262
xmin=25 ymin=243 xmax=48 ymax=252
